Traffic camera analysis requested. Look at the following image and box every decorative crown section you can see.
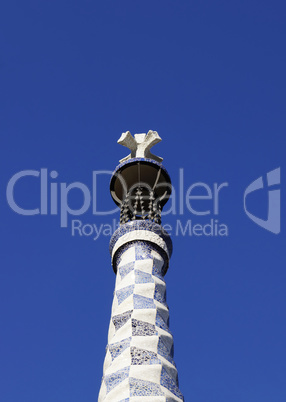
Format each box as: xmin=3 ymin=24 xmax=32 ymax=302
xmin=118 ymin=130 xmax=163 ymax=163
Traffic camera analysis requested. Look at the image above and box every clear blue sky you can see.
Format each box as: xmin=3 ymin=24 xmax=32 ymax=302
xmin=1 ymin=1 xmax=286 ymax=401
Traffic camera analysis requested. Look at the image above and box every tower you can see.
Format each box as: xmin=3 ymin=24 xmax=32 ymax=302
xmin=98 ymin=131 xmax=184 ymax=401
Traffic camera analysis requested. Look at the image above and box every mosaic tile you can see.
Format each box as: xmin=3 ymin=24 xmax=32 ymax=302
xmin=109 ymin=337 xmax=131 ymax=361
xmin=133 ymin=294 xmax=156 ymax=309
xmin=154 ymin=283 xmax=167 ymax=307
xmin=112 ymin=310 xmax=133 ymax=331
xmin=113 ymin=242 xmax=137 ymax=270
xmin=135 ymin=242 xmax=153 ymax=260
xmin=135 ymin=269 xmax=154 ymax=284
xmin=116 ymin=285 xmax=135 ymax=304
xmin=105 ymin=366 xmax=130 ymax=393
xmin=119 ymin=262 xmax=135 ymax=279
xmin=155 ymin=311 xmax=170 ymax=333
xmin=152 ymin=258 xmax=165 ymax=278
xmin=160 ymin=367 xmax=184 ymax=400
xmin=129 ymin=377 xmax=164 ymax=396
xmin=163 ymin=364 xmax=179 ymax=387
xmin=131 ymin=318 xmax=157 ymax=336
xmin=160 ymin=335 xmax=174 ymax=356
xmin=157 ymin=337 xmax=175 ymax=365
xmin=131 ymin=346 xmax=161 ymax=365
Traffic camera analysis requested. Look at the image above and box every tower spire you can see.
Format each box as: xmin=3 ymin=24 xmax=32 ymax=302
xmin=98 ymin=131 xmax=184 ymax=401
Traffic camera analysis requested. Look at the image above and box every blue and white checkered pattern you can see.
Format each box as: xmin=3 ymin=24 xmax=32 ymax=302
xmin=98 ymin=238 xmax=184 ymax=402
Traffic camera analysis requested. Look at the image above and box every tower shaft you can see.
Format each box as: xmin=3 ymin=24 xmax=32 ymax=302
xmin=99 ymin=224 xmax=183 ymax=401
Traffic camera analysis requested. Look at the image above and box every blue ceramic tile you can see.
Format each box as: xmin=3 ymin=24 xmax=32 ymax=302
xmin=133 ymin=294 xmax=156 ymax=309
xmin=105 ymin=366 xmax=130 ymax=393
xmin=112 ymin=310 xmax=133 ymax=331
xmin=131 ymin=346 xmax=161 ymax=365
xmin=131 ymin=318 xmax=157 ymax=336
xmin=116 ymin=285 xmax=134 ymax=304
xmin=119 ymin=262 xmax=135 ymax=279
xmin=161 ymin=367 xmax=184 ymax=400
xmin=109 ymin=337 xmax=131 ymax=361
xmin=135 ymin=269 xmax=154 ymax=284
xmin=129 ymin=377 xmax=164 ymax=396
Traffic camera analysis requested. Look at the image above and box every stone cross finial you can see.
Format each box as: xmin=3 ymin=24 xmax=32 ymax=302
xmin=117 ymin=130 xmax=163 ymax=163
